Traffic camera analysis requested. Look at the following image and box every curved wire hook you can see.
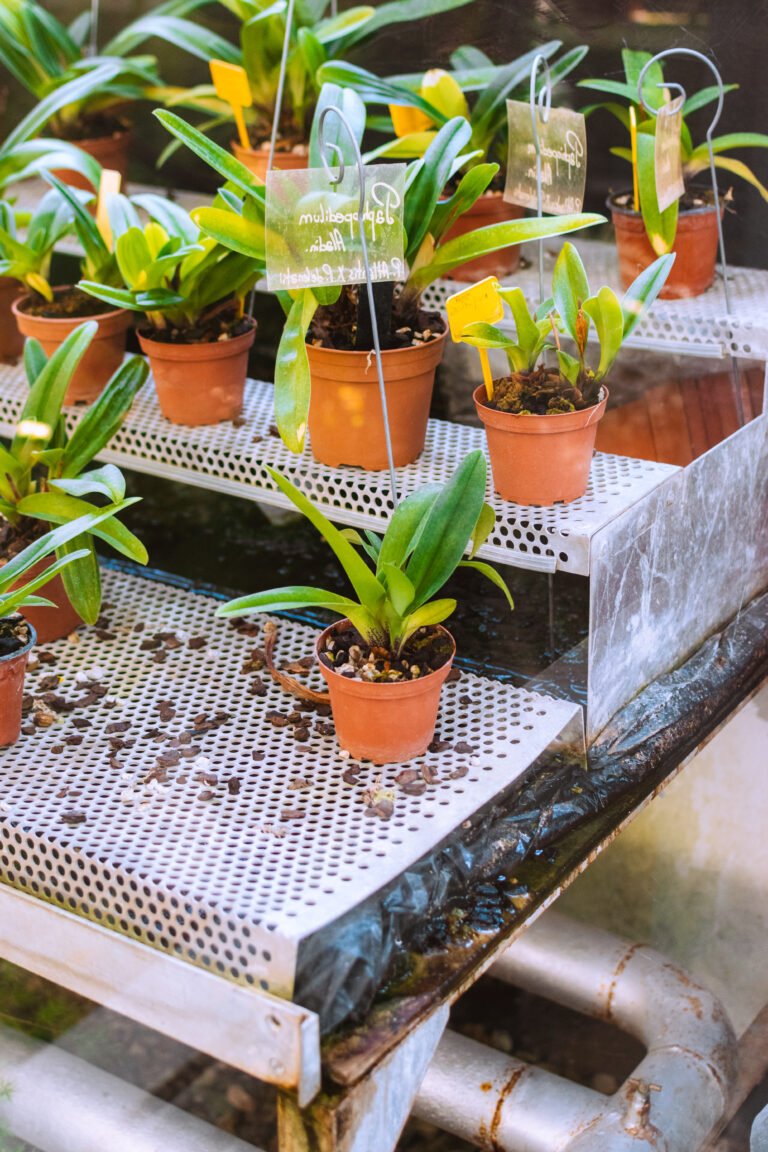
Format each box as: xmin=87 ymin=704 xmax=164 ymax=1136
xmin=316 ymin=104 xmax=399 ymax=506
xmin=529 ymin=53 xmax=552 ymax=150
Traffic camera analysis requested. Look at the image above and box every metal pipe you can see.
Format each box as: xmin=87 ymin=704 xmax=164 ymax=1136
xmin=0 ymin=1023 xmax=260 ymax=1152
xmin=415 ymin=911 xmax=737 ymax=1152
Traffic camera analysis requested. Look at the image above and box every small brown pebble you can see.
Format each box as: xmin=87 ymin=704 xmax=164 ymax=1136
xmin=428 ymin=739 xmax=452 ymax=753
xmin=72 ymin=718 xmax=91 ymax=729
xmin=157 ymin=751 xmax=181 ymax=768
xmin=64 ymin=735 xmax=83 ymax=747
xmin=231 ymin=415 xmax=246 ymax=429
xmin=55 ymin=787 xmax=68 ymax=797
xmin=342 ymin=768 xmax=360 ymax=785
xmin=106 ymin=721 xmax=130 ymax=734
xmin=449 ymin=765 xmax=469 ymax=779
xmin=288 ymin=777 xmax=310 ymax=790
xmin=293 ymin=727 xmax=310 ymax=742
xmin=140 ymin=638 xmax=161 ymax=651
xmin=402 ymin=781 xmax=427 ymax=796
xmin=421 ymin=764 xmax=439 ymax=784
xmin=188 ymin=637 xmax=207 ymax=650
xmin=109 ymin=757 xmax=123 ymax=770
xmin=447 ymin=668 xmax=462 ymax=683
xmin=459 ymin=694 xmax=472 ymax=706
xmin=227 ymin=777 xmax=241 ymax=795
xmin=37 ymin=652 xmax=57 ymax=665
xmin=198 ymin=790 xmax=215 ymax=801
xmin=180 ymin=746 xmax=202 ymax=759
xmin=454 ymin=741 xmax=476 ymax=754
xmin=194 ymin=772 xmax=219 ymax=786
xmin=395 ymin=769 xmax=419 ymax=786
xmin=252 ymin=749 xmax=265 ymax=761
xmin=280 ymin=809 xmax=305 ymax=821
xmin=95 ymin=629 xmax=116 ymax=641
xmin=268 ymin=423 xmax=280 ymax=437
xmin=266 ymin=711 xmax=289 ymax=728
xmin=51 ymin=745 xmax=64 ymax=755
xmin=133 ymin=623 xmax=145 ymax=632
xmin=38 ymin=675 xmax=59 ymax=691
xmin=61 ymin=811 xmax=86 ymax=826
xmin=21 ymin=724 xmax=35 ymax=735
xmin=152 ymin=651 xmax=167 ymax=664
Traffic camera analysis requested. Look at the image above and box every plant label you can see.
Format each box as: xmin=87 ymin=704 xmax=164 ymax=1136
xmin=445 ymin=276 xmax=502 ymax=341
xmin=210 ymin=59 xmax=252 ymax=150
xmin=655 ymin=98 xmax=685 ymax=212
xmin=446 ymin=277 xmax=503 ymax=401
xmin=504 ymin=101 xmax=587 ymax=214
xmin=265 ymin=164 xmax=406 ymax=292
xmin=96 ymin=168 xmax=121 ymax=247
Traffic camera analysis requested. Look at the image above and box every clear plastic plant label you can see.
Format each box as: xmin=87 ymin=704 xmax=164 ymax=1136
xmin=265 ymin=164 xmax=406 ymax=292
xmin=654 ymin=100 xmax=686 ymax=212
xmin=504 ymin=101 xmax=587 ymax=214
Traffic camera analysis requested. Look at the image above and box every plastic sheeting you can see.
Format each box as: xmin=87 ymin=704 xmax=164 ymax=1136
xmin=296 ymin=590 xmax=768 ymax=1035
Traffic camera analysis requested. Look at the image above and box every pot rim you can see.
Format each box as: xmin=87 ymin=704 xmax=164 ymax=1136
xmin=0 ymin=617 xmax=36 ymax=666
xmin=474 ymin=382 xmax=608 ymax=427
xmin=315 ymin=619 xmax=456 ymax=695
xmin=53 ymin=118 xmax=132 ymax=148
xmin=306 ymin=324 xmax=447 ymax=361
xmin=607 ymin=188 xmax=721 ymax=219
xmin=12 ymin=288 xmax=129 ymax=327
xmin=137 ymin=316 xmax=257 ymax=359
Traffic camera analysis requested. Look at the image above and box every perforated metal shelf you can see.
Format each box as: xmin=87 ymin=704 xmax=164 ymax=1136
xmin=422 ymin=237 xmax=768 ymax=360
xmin=0 ymin=567 xmax=580 ymax=999
xmin=0 ymin=362 xmax=677 ymax=576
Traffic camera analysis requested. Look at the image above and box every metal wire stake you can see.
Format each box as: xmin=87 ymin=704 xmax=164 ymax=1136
xmin=529 ymin=54 xmax=552 ymax=306
xmin=269 ymin=0 xmax=295 ymax=175
xmin=89 ymin=0 xmax=99 ymax=56
xmin=250 ymin=0 xmax=296 ymax=318
xmin=637 ymin=49 xmax=745 ymax=426
xmin=318 ymin=105 xmax=399 ymax=508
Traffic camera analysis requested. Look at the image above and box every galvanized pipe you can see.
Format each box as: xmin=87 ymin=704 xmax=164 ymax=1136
xmin=415 ymin=911 xmax=737 ymax=1152
xmin=0 ymin=1023 xmax=260 ymax=1152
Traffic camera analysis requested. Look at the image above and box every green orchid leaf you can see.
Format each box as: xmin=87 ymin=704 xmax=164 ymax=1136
xmin=458 ymin=559 xmax=514 ymax=609
xmin=50 ymin=463 xmax=126 ymax=503
xmin=620 ymin=252 xmax=675 ymax=338
xmin=400 ymin=597 xmax=456 ymax=642
xmin=264 ymin=465 xmax=386 ymax=609
xmin=552 ymin=241 xmax=590 ymax=345
xmin=59 ymin=354 xmax=146 ymax=478
xmin=583 ymin=285 xmax=624 ymax=381
xmin=380 ymin=562 xmax=415 ymax=617
xmin=637 ymin=130 xmax=678 ymax=254
xmin=274 ymin=289 xmax=317 ymax=453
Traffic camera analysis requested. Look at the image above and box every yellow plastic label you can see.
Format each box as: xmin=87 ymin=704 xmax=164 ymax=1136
xmin=210 ymin=59 xmax=252 ymax=149
xmin=389 ymin=103 xmax=433 ymax=137
xmin=96 ymin=168 xmax=121 ymax=247
xmin=445 ymin=276 xmax=502 ymax=342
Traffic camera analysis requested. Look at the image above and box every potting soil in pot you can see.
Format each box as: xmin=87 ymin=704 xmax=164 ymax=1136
xmin=486 ymin=368 xmax=601 ymax=415
xmin=319 ymin=625 xmax=454 ymax=683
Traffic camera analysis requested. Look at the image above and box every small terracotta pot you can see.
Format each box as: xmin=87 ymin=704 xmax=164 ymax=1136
xmin=610 ymin=192 xmax=722 ymax=299
xmin=51 ymin=127 xmax=132 ymax=191
xmin=0 ymin=276 xmax=23 ymax=359
xmin=0 ymin=620 xmax=36 ymax=747
xmin=307 ymin=329 xmax=447 ymax=469
xmin=20 ymin=565 xmax=82 ymax=645
xmin=316 ymin=620 xmax=455 ymax=764
xmin=12 ymin=291 xmax=131 ymax=404
xmin=138 ymin=320 xmax=256 ymax=426
xmin=231 ymin=140 xmax=308 ymax=183
xmin=474 ymin=384 xmax=608 ymax=506
xmin=443 ymin=193 xmax=525 ymax=283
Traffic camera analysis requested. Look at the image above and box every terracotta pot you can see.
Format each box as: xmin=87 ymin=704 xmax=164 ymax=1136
xmin=138 ymin=320 xmax=256 ymax=426
xmin=20 ymin=564 xmax=83 ymax=645
xmin=13 ymin=291 xmax=131 ymax=404
xmin=443 ymin=192 xmax=525 ymax=283
xmin=316 ymin=620 xmax=455 ymax=764
xmin=610 ymin=192 xmax=722 ymax=299
xmin=307 ymin=329 xmax=447 ymax=469
xmin=51 ymin=127 xmax=132 ymax=191
xmin=231 ymin=140 xmax=308 ymax=183
xmin=474 ymin=383 xmax=608 ymax=506
xmin=0 ymin=276 xmax=23 ymax=360
xmin=0 ymin=620 xmax=36 ymax=747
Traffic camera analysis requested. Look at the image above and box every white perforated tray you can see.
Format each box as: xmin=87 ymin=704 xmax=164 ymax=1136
xmin=0 ymin=568 xmax=580 ymax=998
xmin=422 ymin=237 xmax=768 ymax=360
xmin=0 ymin=363 xmax=677 ymax=576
